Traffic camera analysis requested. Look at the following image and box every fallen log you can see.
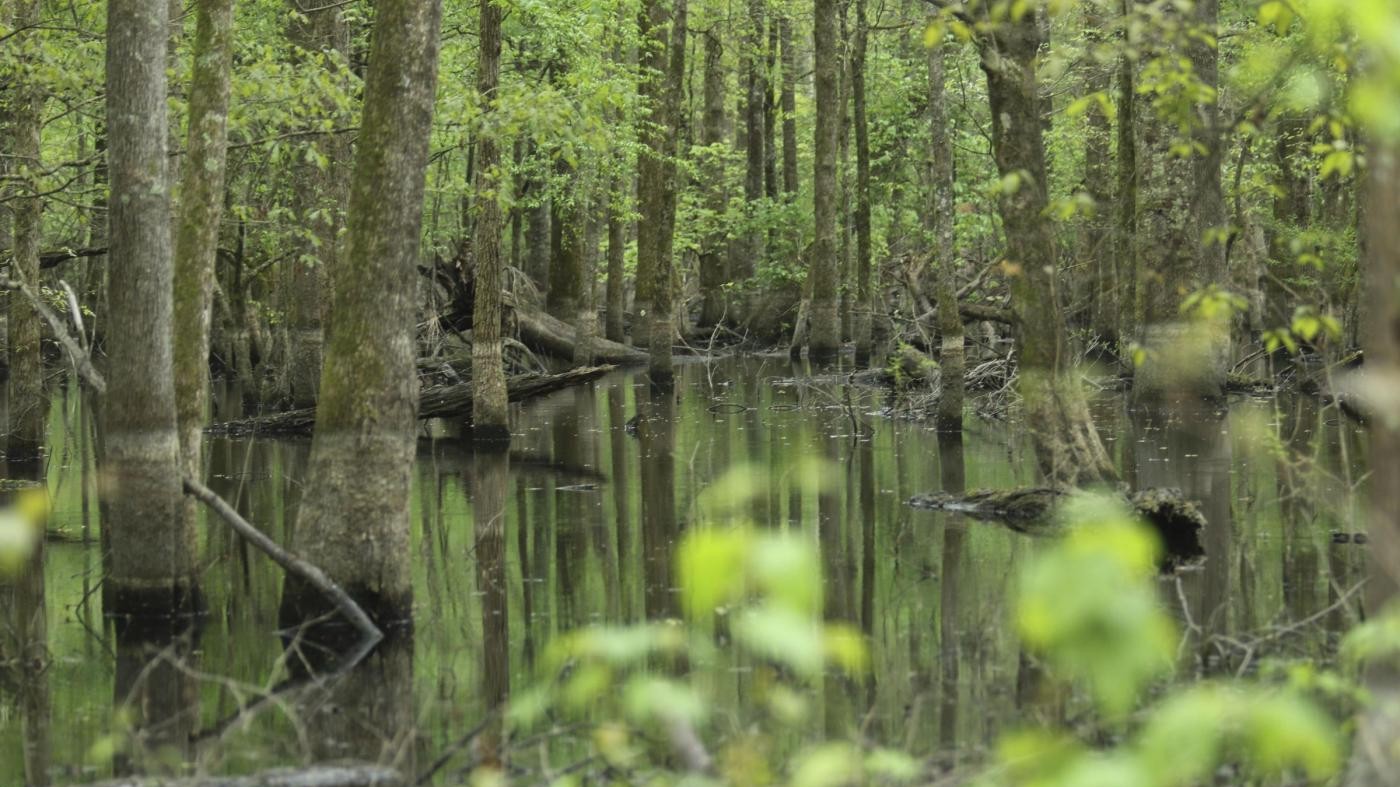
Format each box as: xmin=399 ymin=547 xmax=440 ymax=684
xmin=78 ymin=765 xmax=403 ymax=787
xmin=907 ymin=486 xmax=1206 ymax=563
xmin=207 ymin=365 xmax=616 ymax=436
xmin=513 ymin=307 xmax=648 ymax=365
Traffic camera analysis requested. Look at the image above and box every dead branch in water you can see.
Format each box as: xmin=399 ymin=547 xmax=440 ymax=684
xmin=183 ymin=477 xmax=383 ymax=645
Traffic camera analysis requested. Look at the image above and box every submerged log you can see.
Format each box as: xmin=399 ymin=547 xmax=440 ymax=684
xmin=907 ymin=486 xmax=1206 ymax=562
xmin=207 ymin=365 xmax=615 ymax=436
xmin=513 ymin=305 xmax=648 ymax=365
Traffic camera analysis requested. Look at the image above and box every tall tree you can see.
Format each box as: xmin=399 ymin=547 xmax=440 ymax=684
xmin=780 ymin=14 xmax=798 ymax=196
xmin=697 ymin=30 xmax=728 ymax=328
xmin=975 ymin=4 xmax=1115 ymax=486
xmin=8 ymin=0 xmax=44 ymax=464
xmin=472 ymin=0 xmax=509 ymax=442
xmin=738 ymin=0 xmax=766 ymax=318
xmin=173 ymin=0 xmax=237 ymax=495
xmin=808 ymin=0 xmax=842 ymax=362
xmin=105 ymin=0 xmax=197 ymax=612
xmin=926 ymin=28 xmax=962 ymax=433
xmin=1083 ymin=1 xmax=1116 ymax=343
xmin=637 ymin=0 xmax=683 ymax=382
xmin=281 ymin=0 xmax=443 ymax=621
xmin=851 ymin=0 xmax=873 ymax=364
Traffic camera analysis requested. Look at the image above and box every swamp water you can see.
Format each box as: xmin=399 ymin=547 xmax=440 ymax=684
xmin=0 ymin=356 xmax=1370 ymax=783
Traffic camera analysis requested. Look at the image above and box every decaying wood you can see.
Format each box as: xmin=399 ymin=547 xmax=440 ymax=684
xmin=207 ymin=365 xmax=616 ymax=436
xmin=908 ymin=486 xmax=1207 ymax=561
xmin=513 ymin=306 xmax=647 ymax=365
xmin=78 ymin=764 xmax=403 ymax=787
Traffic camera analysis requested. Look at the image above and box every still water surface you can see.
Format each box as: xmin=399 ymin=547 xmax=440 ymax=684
xmin=0 ymin=356 xmax=1369 ymax=783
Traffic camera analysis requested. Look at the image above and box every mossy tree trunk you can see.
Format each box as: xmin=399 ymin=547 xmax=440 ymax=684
xmin=780 ymin=14 xmax=798 ymax=196
xmin=926 ymin=31 xmax=962 ymax=433
xmin=604 ymin=176 xmax=627 ymax=343
xmin=173 ymin=0 xmax=236 ymax=499
xmin=977 ymin=7 xmax=1116 ymax=488
xmin=471 ymin=0 xmax=508 ymax=443
xmin=1115 ymin=0 xmax=1138 ymax=343
xmin=808 ymin=0 xmax=842 ymax=363
xmin=737 ymin=0 xmax=765 ymax=321
xmin=281 ymin=0 xmax=442 ymax=623
xmin=637 ymin=0 xmax=684 ymax=384
xmin=1083 ymin=2 xmax=1115 ymax=344
xmin=104 ymin=0 xmax=198 ymax=613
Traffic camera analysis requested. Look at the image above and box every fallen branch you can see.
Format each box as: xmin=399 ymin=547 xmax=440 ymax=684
xmin=78 ymin=765 xmax=403 ymax=787
xmin=183 ymin=477 xmax=383 ymax=645
xmin=39 ymin=245 xmax=107 ymax=269
xmin=207 ymin=365 xmax=616 ymax=436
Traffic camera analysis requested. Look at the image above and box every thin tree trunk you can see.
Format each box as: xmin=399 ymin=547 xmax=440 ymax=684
xmin=697 ymin=31 xmax=728 ymax=328
xmin=605 ymin=176 xmax=627 ymax=342
xmin=1084 ymin=3 xmax=1115 ymax=343
xmin=927 ymin=31 xmax=962 ymax=433
xmin=738 ymin=0 xmax=766 ymax=320
xmin=977 ymin=7 xmax=1115 ymax=487
xmin=851 ymin=0 xmax=873 ymax=365
xmin=547 ymin=156 xmax=583 ymax=321
xmin=808 ymin=0 xmax=842 ymax=363
xmin=174 ymin=0 xmax=236 ymax=500
xmin=471 ymin=0 xmax=508 ymax=442
xmin=105 ymin=0 xmax=198 ymax=612
xmin=8 ymin=0 xmax=44 ymax=464
xmin=281 ymin=0 xmax=442 ymax=623
xmin=780 ymin=14 xmax=798 ymax=196
xmin=1115 ymin=0 xmax=1138 ymax=343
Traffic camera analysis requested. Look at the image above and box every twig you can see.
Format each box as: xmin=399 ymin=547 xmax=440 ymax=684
xmin=182 ymin=477 xmax=383 ymax=645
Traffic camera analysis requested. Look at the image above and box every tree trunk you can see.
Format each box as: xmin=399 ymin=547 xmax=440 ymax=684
xmin=281 ymin=0 xmax=442 ymax=624
xmin=283 ymin=3 xmax=351 ymax=408
xmin=780 ymin=14 xmax=798 ymax=196
xmin=977 ymin=8 xmax=1116 ymax=487
xmin=808 ymin=0 xmax=841 ymax=363
xmin=697 ymin=31 xmax=728 ymax=329
xmin=738 ymin=0 xmax=766 ymax=320
xmin=471 ymin=0 xmax=508 ymax=443
xmin=926 ymin=31 xmax=962 ymax=433
xmin=7 ymin=0 xmax=44 ymax=464
xmin=637 ymin=0 xmax=683 ymax=383
xmin=1083 ymin=3 xmax=1115 ymax=344
xmin=1115 ymin=0 xmax=1138 ymax=343
xmin=523 ymin=140 xmax=551 ymax=298
xmin=605 ymin=176 xmax=627 ymax=342
xmin=547 ymin=157 xmax=583 ymax=321
xmin=851 ymin=0 xmax=873 ymax=365
xmin=173 ymin=0 xmax=236 ymax=504
xmin=1346 ymin=140 xmax=1400 ymax=787
xmin=104 ymin=0 xmax=198 ymax=613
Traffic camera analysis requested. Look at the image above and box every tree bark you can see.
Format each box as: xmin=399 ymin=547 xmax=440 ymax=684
xmin=105 ymin=0 xmax=198 ymax=613
xmin=604 ymin=176 xmax=627 ymax=342
xmin=281 ymin=0 xmax=442 ymax=624
xmin=173 ymin=0 xmax=236 ymax=512
xmin=1115 ymin=0 xmax=1138 ymax=343
xmin=808 ymin=0 xmax=842 ymax=363
xmin=977 ymin=8 xmax=1116 ymax=487
xmin=1083 ymin=3 xmax=1115 ymax=343
xmin=738 ymin=0 xmax=766 ymax=320
xmin=471 ymin=0 xmax=509 ymax=442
